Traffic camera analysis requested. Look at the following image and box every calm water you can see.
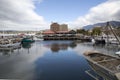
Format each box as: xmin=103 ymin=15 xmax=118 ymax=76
xmin=0 ymin=41 xmax=119 ymax=80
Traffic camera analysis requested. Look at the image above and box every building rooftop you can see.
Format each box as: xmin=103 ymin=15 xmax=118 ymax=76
xmin=42 ymin=30 xmax=55 ymax=34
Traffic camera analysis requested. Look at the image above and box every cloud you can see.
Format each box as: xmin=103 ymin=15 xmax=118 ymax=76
xmin=70 ymin=0 xmax=120 ymax=29
xmin=0 ymin=0 xmax=120 ymax=30
xmin=0 ymin=0 xmax=48 ymax=30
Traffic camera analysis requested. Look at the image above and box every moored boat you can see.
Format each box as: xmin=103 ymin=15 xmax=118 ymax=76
xmin=84 ymin=51 xmax=120 ymax=80
xmin=33 ymin=36 xmax=43 ymax=41
xmin=21 ymin=38 xmax=35 ymax=43
xmin=116 ymin=51 xmax=120 ymax=55
xmin=0 ymin=39 xmax=21 ymax=50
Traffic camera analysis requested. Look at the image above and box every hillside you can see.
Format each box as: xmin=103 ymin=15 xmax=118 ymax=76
xmin=83 ymin=21 xmax=120 ymax=30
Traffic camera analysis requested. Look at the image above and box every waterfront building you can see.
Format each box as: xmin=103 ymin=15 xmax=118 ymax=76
xmin=59 ymin=24 xmax=68 ymax=31
xmin=43 ymin=22 xmax=78 ymax=40
xmin=50 ymin=22 xmax=68 ymax=32
xmin=50 ymin=22 xmax=60 ymax=32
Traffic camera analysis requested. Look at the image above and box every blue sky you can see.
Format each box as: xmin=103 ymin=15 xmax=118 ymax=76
xmin=35 ymin=0 xmax=107 ymax=23
xmin=0 ymin=0 xmax=120 ymax=30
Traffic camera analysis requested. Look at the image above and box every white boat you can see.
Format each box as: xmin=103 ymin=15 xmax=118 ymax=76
xmin=102 ymin=34 xmax=119 ymax=44
xmin=95 ymin=22 xmax=120 ymax=45
xmin=115 ymin=51 xmax=120 ymax=55
xmin=0 ymin=39 xmax=21 ymax=49
xmin=33 ymin=35 xmax=43 ymax=41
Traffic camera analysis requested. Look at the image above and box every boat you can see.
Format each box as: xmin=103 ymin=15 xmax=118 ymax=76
xmin=94 ymin=22 xmax=120 ymax=45
xmin=21 ymin=38 xmax=35 ymax=43
xmin=116 ymin=51 xmax=120 ymax=55
xmin=84 ymin=51 xmax=120 ymax=80
xmin=94 ymin=38 xmax=106 ymax=44
xmin=33 ymin=36 xmax=43 ymax=41
xmin=0 ymin=39 xmax=21 ymax=50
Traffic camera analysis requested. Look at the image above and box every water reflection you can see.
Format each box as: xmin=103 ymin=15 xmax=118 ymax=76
xmin=21 ymin=42 xmax=32 ymax=49
xmin=0 ymin=42 xmax=33 ymax=56
xmin=21 ymin=42 xmax=34 ymax=54
xmin=82 ymin=42 xmax=120 ymax=56
xmin=69 ymin=42 xmax=77 ymax=49
xmin=42 ymin=41 xmax=77 ymax=52
xmin=0 ymin=47 xmax=22 ymax=56
xmin=34 ymin=46 xmax=93 ymax=80
xmin=0 ymin=41 xmax=120 ymax=80
xmin=0 ymin=49 xmax=13 ymax=56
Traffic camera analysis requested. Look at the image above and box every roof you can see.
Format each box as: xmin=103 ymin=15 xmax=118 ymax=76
xmin=69 ymin=30 xmax=76 ymax=34
xmin=42 ymin=30 xmax=55 ymax=34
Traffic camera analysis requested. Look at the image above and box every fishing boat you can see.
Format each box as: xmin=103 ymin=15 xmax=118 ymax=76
xmin=84 ymin=51 xmax=120 ymax=80
xmin=94 ymin=22 xmax=120 ymax=45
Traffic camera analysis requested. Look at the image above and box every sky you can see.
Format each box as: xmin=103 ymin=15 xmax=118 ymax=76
xmin=0 ymin=0 xmax=120 ymax=30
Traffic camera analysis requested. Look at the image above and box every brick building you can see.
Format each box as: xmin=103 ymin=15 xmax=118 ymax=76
xmin=50 ymin=23 xmax=60 ymax=32
xmin=59 ymin=24 xmax=68 ymax=31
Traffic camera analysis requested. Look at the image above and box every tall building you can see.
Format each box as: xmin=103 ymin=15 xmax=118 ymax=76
xmin=50 ymin=22 xmax=60 ymax=32
xmin=59 ymin=24 xmax=68 ymax=31
xmin=50 ymin=22 xmax=68 ymax=32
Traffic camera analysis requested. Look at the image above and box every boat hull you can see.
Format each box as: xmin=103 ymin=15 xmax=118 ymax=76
xmin=21 ymin=38 xmax=35 ymax=43
xmin=84 ymin=51 xmax=120 ymax=80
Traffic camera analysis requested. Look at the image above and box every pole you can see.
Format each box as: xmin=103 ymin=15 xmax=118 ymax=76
xmin=108 ymin=22 xmax=120 ymax=45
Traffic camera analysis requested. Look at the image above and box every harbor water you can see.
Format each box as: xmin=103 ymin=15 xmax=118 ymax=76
xmin=0 ymin=40 xmax=119 ymax=80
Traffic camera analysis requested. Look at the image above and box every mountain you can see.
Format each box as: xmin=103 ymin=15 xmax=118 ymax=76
xmin=83 ymin=21 xmax=120 ymax=30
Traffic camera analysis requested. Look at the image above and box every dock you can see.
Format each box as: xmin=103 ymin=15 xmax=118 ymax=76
xmin=43 ymin=36 xmax=91 ymax=42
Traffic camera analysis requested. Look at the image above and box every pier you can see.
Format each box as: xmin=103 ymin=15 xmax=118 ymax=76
xmin=43 ymin=36 xmax=91 ymax=42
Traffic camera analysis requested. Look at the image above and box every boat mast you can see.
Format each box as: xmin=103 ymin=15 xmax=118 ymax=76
xmin=106 ymin=22 xmax=109 ymax=44
xmin=107 ymin=22 xmax=120 ymax=45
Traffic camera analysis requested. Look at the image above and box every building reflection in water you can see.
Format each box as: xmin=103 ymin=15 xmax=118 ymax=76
xmin=42 ymin=41 xmax=77 ymax=52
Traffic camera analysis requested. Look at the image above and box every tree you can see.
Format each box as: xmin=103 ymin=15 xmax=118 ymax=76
xmin=91 ymin=27 xmax=102 ymax=36
xmin=76 ymin=29 xmax=86 ymax=35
